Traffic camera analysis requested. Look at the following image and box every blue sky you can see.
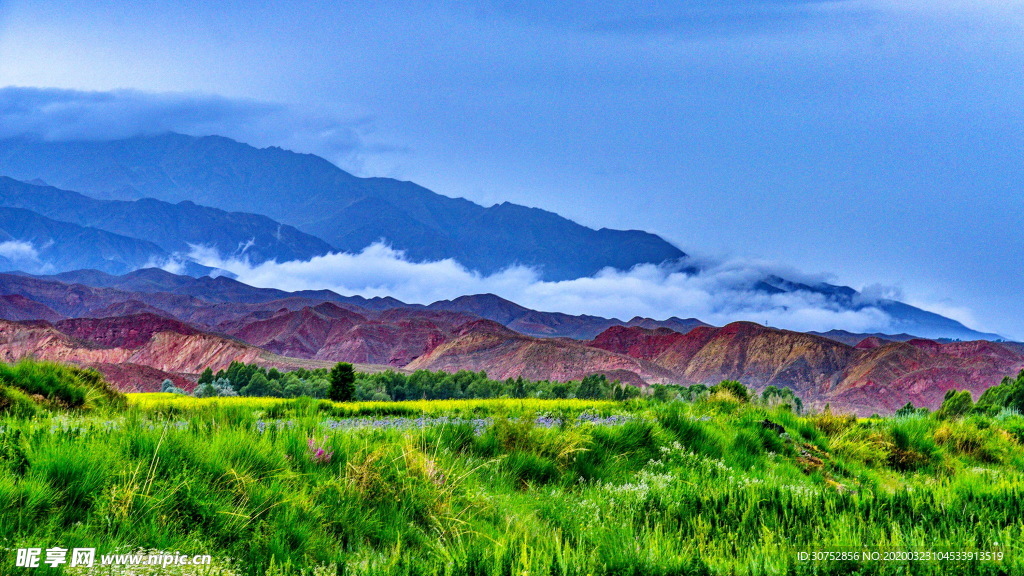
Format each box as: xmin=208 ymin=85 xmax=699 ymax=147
xmin=0 ymin=0 xmax=1022 ymax=338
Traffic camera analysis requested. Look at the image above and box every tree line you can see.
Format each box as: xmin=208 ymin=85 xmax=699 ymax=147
xmin=176 ymin=361 xmax=806 ymax=410
xmin=188 ymin=362 xmax=646 ymax=402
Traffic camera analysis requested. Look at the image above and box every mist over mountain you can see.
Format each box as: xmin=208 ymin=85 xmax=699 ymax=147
xmin=0 ymin=133 xmax=686 ymax=280
xmin=0 ymin=206 xmax=171 ymax=275
xmin=752 ymin=276 xmax=1002 ymax=342
xmin=0 ymin=177 xmax=334 ymax=265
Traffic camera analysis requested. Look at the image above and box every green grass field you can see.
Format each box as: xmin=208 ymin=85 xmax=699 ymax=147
xmin=2 ymin=370 xmax=1024 ymax=574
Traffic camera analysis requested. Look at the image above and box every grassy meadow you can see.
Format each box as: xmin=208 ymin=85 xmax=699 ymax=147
xmin=1 ymin=362 xmax=1024 ymax=574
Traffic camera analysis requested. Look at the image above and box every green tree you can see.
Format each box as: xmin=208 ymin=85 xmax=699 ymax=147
xmin=329 ymin=362 xmax=356 ymax=402
xmin=977 ymin=370 xmax=1024 ymax=413
xmin=577 ymin=374 xmax=609 ymax=400
xmin=240 ymin=373 xmax=272 ymax=397
xmin=194 ymin=380 xmax=217 ymax=398
xmin=761 ymin=385 xmax=802 ymax=413
xmin=895 ymin=402 xmax=920 ymax=418
xmin=161 ymin=379 xmax=185 ymax=395
xmin=550 ymin=382 xmax=569 ymax=399
xmin=685 ymin=384 xmax=709 ymax=401
xmin=198 ymin=367 xmax=214 ymax=386
xmin=512 ymin=376 xmax=528 ymax=399
xmin=466 ymin=377 xmax=497 ymax=399
xmin=652 ymin=385 xmax=672 ymax=402
xmin=618 ymin=384 xmax=641 ymax=400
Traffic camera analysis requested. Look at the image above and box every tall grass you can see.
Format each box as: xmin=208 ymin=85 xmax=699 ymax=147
xmin=0 ymin=360 xmax=125 ymax=413
xmin=1 ymin=397 xmax=1023 ymax=575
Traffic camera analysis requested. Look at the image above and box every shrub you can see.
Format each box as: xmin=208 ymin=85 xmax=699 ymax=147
xmin=345 ymin=443 xmax=451 ymax=529
xmin=0 ymin=429 xmax=30 ymax=476
xmin=0 ymin=385 xmax=40 ymax=418
xmin=829 ymin=426 xmax=892 ymax=467
xmin=730 ymin=429 xmax=766 ymax=469
xmin=657 ymin=406 xmax=724 ymax=459
xmin=710 ymin=380 xmax=750 ymax=402
xmin=499 ymin=451 xmax=560 ymax=486
xmin=161 ymin=379 xmax=187 ymax=395
xmin=936 ymin=389 xmax=974 ymax=420
xmin=193 ymin=381 xmax=217 ymax=398
xmin=810 ymin=408 xmax=857 ymax=436
xmin=934 ymin=421 xmax=1011 ymax=464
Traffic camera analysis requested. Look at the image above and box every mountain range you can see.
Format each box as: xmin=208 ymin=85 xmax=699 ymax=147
xmin=0 ymin=133 xmax=1002 ymax=341
xmin=0 ymin=131 xmax=1014 ymax=411
xmin=0 ymin=205 xmax=169 ymax=275
xmin=0 ymin=134 xmax=684 ymax=279
xmin=0 ymin=268 xmax=1018 ymax=415
xmin=0 ymin=176 xmax=333 ymax=266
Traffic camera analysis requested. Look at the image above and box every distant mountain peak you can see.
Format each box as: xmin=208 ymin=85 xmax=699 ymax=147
xmin=0 ymin=133 xmax=686 ymax=280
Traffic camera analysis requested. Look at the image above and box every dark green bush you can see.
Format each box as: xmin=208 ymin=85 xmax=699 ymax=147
xmin=710 ymin=380 xmax=751 ymax=402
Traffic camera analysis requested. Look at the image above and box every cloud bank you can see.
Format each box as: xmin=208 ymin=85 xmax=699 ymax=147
xmin=189 ymin=242 xmax=896 ymax=334
xmin=0 ymin=87 xmax=375 ymax=167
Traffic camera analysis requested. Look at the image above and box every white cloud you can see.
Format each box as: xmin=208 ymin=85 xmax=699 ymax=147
xmin=902 ymin=297 xmax=981 ymax=330
xmin=142 ymin=253 xmax=187 ymax=276
xmin=0 ymin=239 xmax=39 ymax=262
xmin=0 ymin=239 xmax=57 ymax=274
xmin=188 ymin=242 xmax=897 ymax=334
xmin=0 ymin=87 xmax=375 ymax=168
xmin=854 ymin=283 xmax=904 ymax=305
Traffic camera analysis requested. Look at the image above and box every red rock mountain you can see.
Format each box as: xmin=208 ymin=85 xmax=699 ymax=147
xmin=56 ymin=313 xmax=199 ymax=349
xmin=226 ymin=305 xmax=478 ymax=365
xmin=407 ymin=319 xmax=677 ymax=385
xmin=0 ymin=318 xmax=335 ymax=392
xmin=590 ymin=323 xmax=1024 ymax=414
xmin=0 ymin=271 xmax=1020 ymax=414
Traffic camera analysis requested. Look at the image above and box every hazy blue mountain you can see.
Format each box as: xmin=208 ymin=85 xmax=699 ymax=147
xmin=0 ymin=207 xmax=174 ymax=275
xmin=809 ymin=330 xmax=920 ymax=346
xmin=754 ymin=276 xmax=1003 ymax=341
xmin=0 ymin=134 xmax=686 ymax=279
xmin=873 ymin=300 xmax=1003 ymax=342
xmin=0 ymin=177 xmax=334 ymax=264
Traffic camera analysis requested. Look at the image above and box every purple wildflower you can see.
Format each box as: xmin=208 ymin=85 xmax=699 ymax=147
xmin=307 ymin=437 xmax=334 ymax=464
